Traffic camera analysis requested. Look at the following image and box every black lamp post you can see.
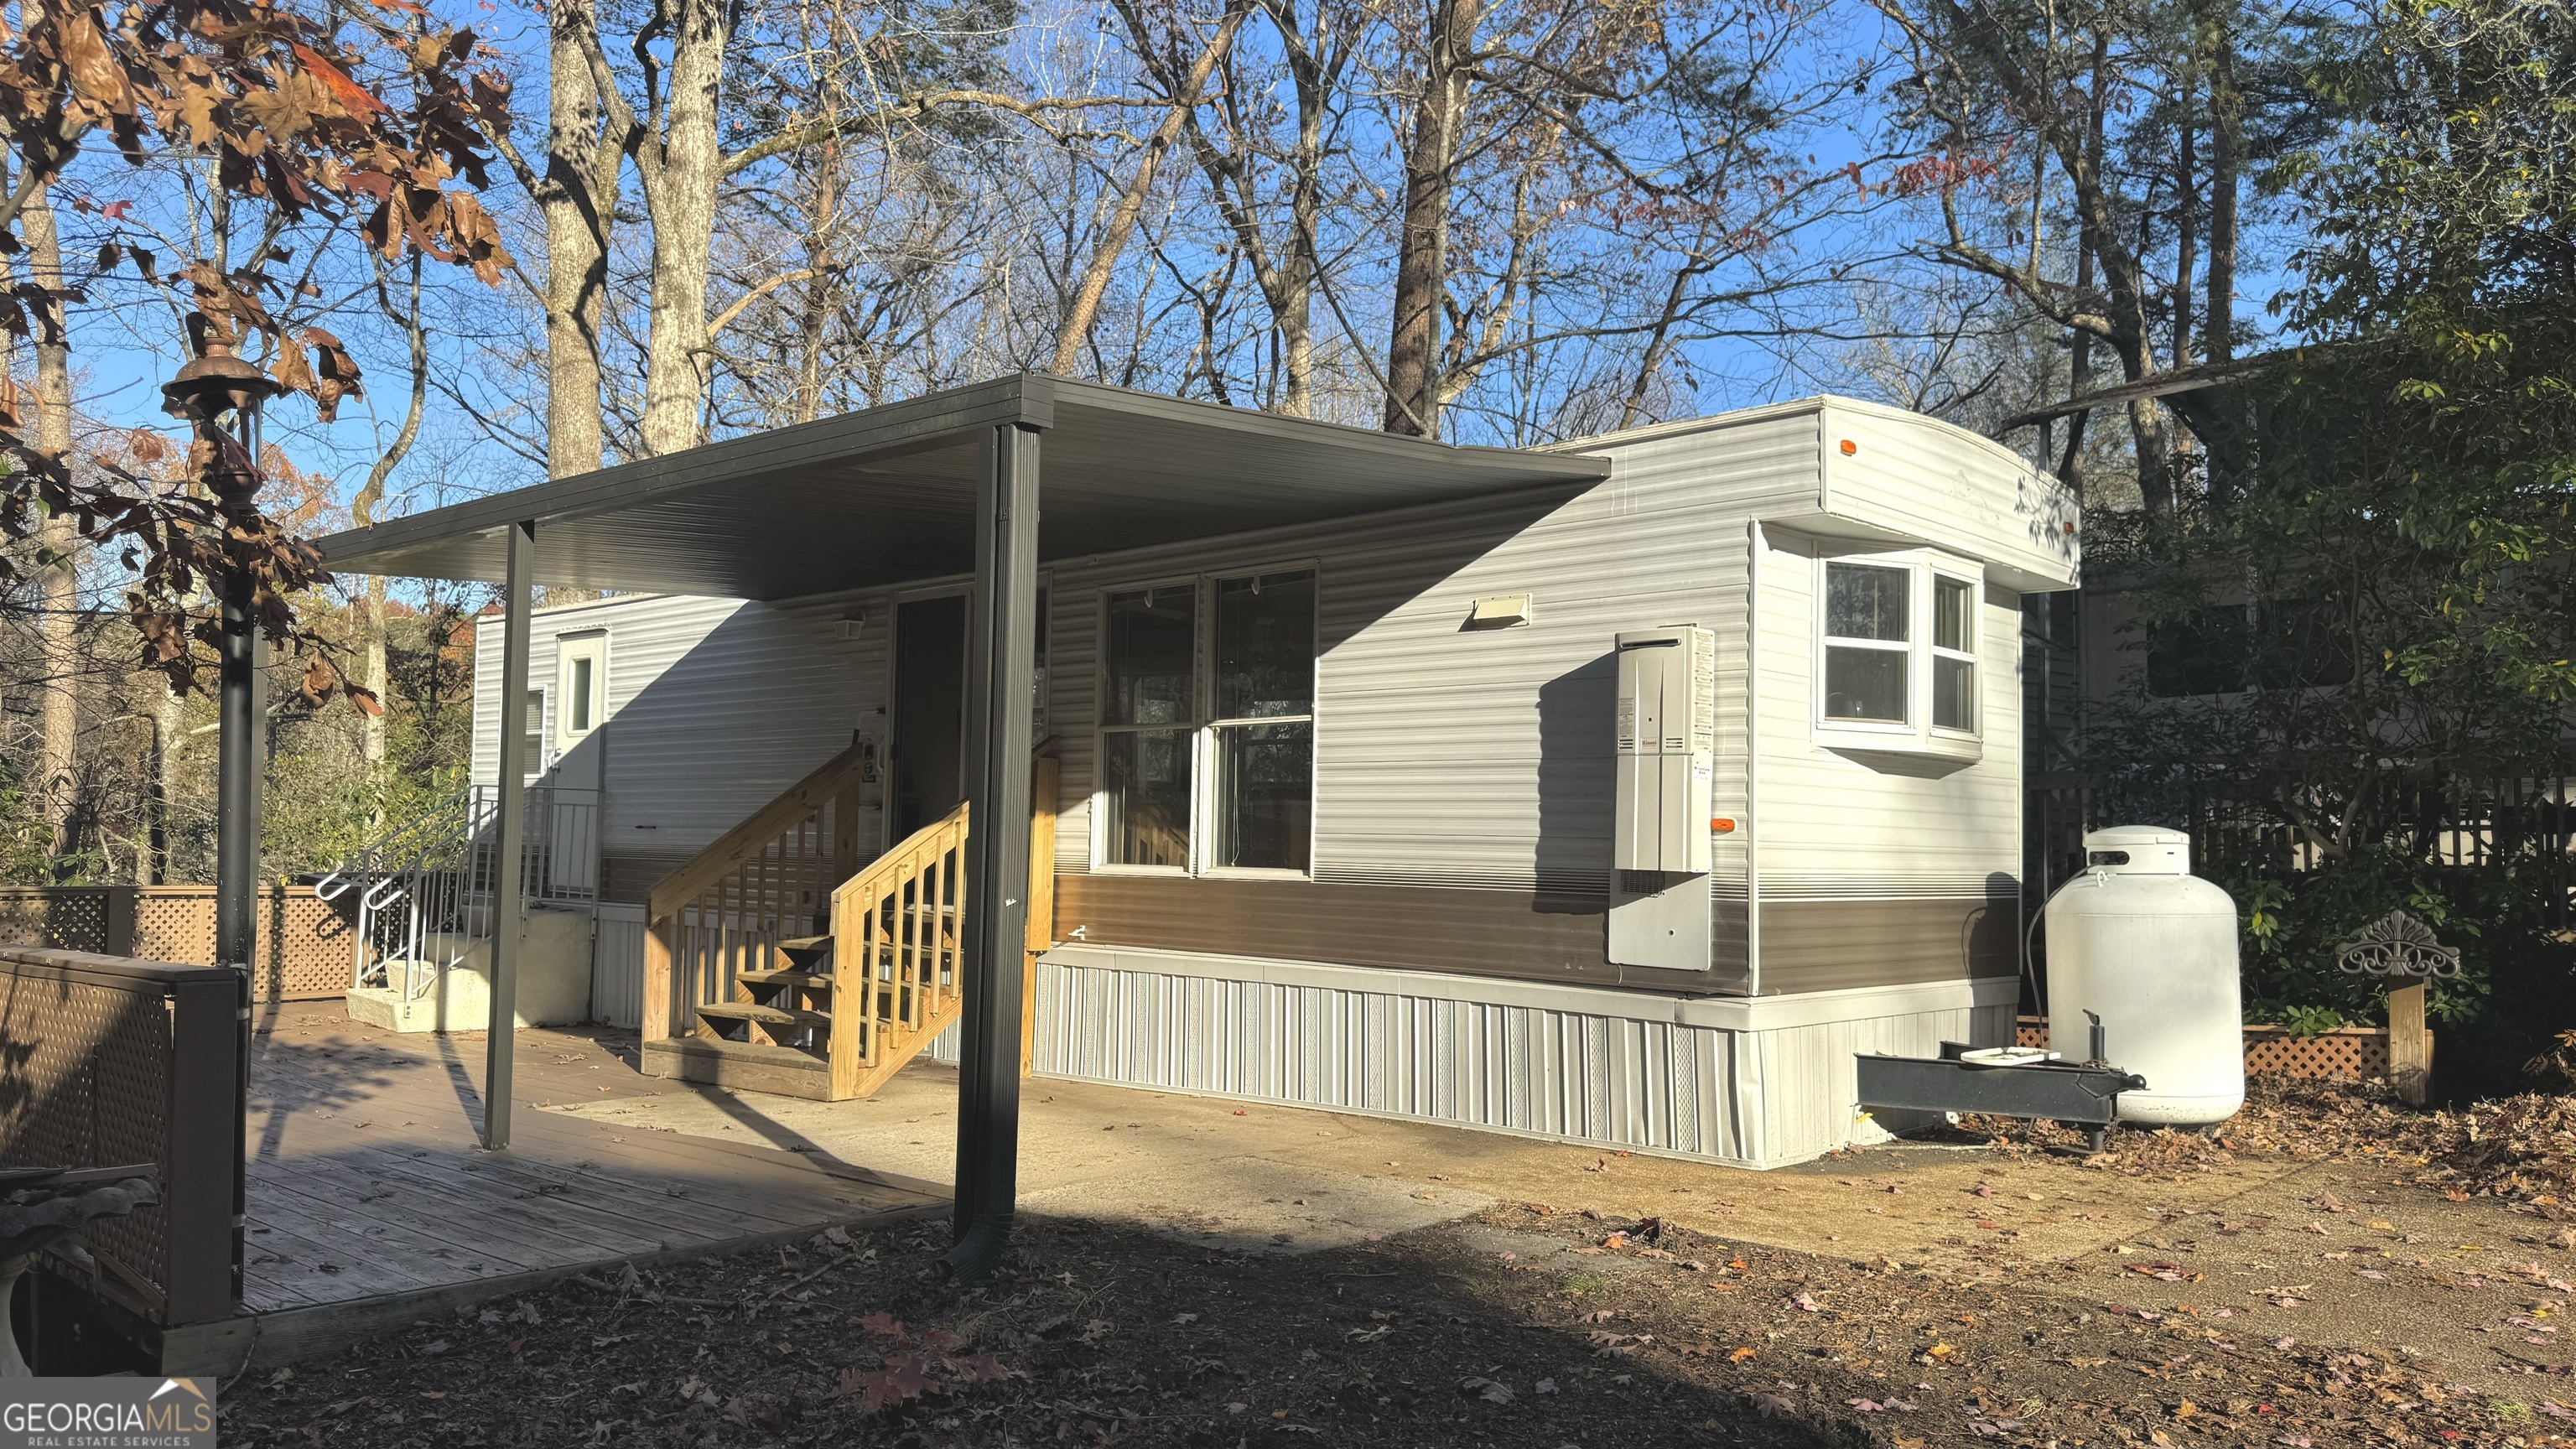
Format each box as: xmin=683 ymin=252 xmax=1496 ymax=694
xmin=161 ymin=339 xmax=279 ymax=1305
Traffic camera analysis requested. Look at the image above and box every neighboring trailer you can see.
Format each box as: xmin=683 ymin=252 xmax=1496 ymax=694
xmin=473 ymin=394 xmax=2077 ymax=1165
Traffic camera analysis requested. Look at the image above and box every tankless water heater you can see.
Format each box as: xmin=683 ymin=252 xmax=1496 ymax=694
xmin=1613 ymin=626 xmax=1717 ymax=875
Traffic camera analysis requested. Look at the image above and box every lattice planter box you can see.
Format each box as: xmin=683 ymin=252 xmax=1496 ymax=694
xmin=2015 ymin=1016 xmax=2397 ymax=1082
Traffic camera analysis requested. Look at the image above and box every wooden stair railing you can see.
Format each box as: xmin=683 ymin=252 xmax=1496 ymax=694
xmin=642 ymin=743 xmax=869 ymax=1093
xmin=824 ymin=802 xmax=970 ymax=1098
xmin=641 ymin=743 xmax=1058 ymax=1102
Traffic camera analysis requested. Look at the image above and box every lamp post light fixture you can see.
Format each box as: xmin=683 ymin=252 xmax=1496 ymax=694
xmin=160 ymin=339 xmax=281 ymax=1307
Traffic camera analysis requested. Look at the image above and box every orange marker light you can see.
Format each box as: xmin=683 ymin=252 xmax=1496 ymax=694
xmin=1711 ymin=818 xmax=1737 ymax=834
xmin=1838 ymin=439 xmax=1857 ymax=455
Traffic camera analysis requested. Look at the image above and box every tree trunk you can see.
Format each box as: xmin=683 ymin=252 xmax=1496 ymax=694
xmin=1383 ymin=0 xmax=1481 ymax=437
xmin=1277 ymin=25 xmax=1329 ymax=418
xmin=544 ymin=0 xmax=618 ymax=478
xmin=2173 ymin=105 xmax=2197 ymax=373
xmin=361 ymin=575 xmax=388 ymax=776
xmin=2205 ymin=24 xmax=2240 ymax=365
xmin=1055 ymin=0 xmax=1252 ymax=376
xmin=356 ymin=253 xmax=428 ymax=804
xmin=2059 ymin=33 xmax=2109 ymax=494
xmin=25 ymin=191 xmax=75 ymax=870
xmin=148 ymin=687 xmax=182 ymax=884
xmin=637 ymin=0 xmax=732 ymax=457
xmin=794 ymin=143 xmax=839 ymax=424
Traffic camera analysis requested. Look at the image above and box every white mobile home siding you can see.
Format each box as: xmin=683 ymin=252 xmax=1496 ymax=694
xmin=472 ymin=589 xmax=890 ymax=901
xmin=1044 ymin=404 xmax=1822 ymax=897
xmin=465 ymin=393 xmax=2057 ymax=1164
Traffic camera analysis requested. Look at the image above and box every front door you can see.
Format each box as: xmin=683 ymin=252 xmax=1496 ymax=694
xmin=891 ymin=594 xmax=969 ymax=839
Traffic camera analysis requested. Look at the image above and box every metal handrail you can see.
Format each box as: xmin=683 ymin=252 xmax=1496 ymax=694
xmin=317 ymin=782 xmax=600 ymax=999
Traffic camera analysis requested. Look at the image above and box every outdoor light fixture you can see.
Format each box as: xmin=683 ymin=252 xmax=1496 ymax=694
xmin=164 ymin=335 xmax=282 ymax=1295
xmin=160 ymin=340 xmax=283 ymax=515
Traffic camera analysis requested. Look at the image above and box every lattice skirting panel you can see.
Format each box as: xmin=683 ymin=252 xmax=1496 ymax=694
xmin=0 ymin=885 xmax=355 ymax=1000
xmin=2015 ymin=1017 xmax=2396 ymax=1081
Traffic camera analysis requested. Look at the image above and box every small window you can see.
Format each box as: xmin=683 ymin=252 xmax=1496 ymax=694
xmin=1823 ymin=563 xmax=1909 ymax=723
xmin=1932 ymin=576 xmax=1976 ymax=733
xmin=555 ymin=635 xmax=608 ymax=749
xmin=522 ymin=689 xmax=546 ymax=769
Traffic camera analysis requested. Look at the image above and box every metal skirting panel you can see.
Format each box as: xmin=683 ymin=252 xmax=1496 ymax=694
xmin=924 ymin=1021 xmax=962 ymax=1063
xmin=1028 ymin=958 xmax=2002 ymax=1167
xmin=590 ymin=903 xmax=647 ymax=1028
xmin=1749 ymin=1002 xmax=2016 ymax=1163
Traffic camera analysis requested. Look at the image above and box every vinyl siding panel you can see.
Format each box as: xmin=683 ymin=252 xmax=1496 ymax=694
xmin=1046 ymin=407 xmax=1824 ymax=909
xmin=475 ymin=590 xmax=887 ymax=901
xmin=1820 ymin=397 xmax=2081 ymax=591
xmin=1752 ymin=539 xmax=2025 ymax=878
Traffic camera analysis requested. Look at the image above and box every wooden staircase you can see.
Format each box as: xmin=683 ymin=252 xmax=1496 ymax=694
xmin=641 ymin=745 xmax=1054 ymax=1102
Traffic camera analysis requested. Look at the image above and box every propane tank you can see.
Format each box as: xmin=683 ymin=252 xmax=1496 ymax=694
xmin=2043 ymin=825 xmax=2245 ymax=1126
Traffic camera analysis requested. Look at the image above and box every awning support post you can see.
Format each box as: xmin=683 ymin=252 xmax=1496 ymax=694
xmin=484 ymin=520 xmax=537 ymax=1150
xmin=946 ymin=422 xmax=1040 ymax=1283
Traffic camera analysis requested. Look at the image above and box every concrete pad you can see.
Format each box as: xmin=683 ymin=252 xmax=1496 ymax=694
xmin=552 ymin=1061 xmax=2307 ymax=1277
xmin=556 ymin=1065 xmax=1502 ymax=1254
xmin=345 ymin=908 xmax=594 ymax=1032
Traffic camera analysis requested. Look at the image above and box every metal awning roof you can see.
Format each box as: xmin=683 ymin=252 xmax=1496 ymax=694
xmin=319 ymin=373 xmax=1613 ymax=600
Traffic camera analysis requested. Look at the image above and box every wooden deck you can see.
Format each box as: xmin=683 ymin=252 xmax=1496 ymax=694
xmin=161 ymin=1000 xmax=946 ymax=1374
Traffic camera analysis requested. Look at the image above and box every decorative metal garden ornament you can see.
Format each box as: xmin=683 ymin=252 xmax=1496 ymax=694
xmin=2333 ymin=911 xmax=2454 ymax=1104
xmin=2334 ymin=911 xmax=2464 ymax=979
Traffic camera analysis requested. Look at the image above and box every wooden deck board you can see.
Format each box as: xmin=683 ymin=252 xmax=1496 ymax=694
xmin=190 ymin=1000 xmax=948 ymax=1371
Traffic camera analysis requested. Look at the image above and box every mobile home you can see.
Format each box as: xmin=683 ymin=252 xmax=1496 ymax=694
xmin=340 ymin=376 xmax=2078 ymax=1172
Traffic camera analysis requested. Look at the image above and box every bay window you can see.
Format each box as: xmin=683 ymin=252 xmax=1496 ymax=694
xmin=1816 ymin=554 xmax=1982 ymax=754
xmin=1098 ymin=567 xmax=1317 ymax=874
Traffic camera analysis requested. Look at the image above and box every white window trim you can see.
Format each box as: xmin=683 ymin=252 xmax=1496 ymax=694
xmin=1812 ymin=550 xmax=1986 ymax=761
xmin=521 ymin=687 xmax=549 ymax=780
xmin=1092 ymin=561 xmax=1320 ymax=879
xmin=1929 ymin=574 xmax=1980 ymax=740
xmin=555 ymin=631 xmax=608 ymax=751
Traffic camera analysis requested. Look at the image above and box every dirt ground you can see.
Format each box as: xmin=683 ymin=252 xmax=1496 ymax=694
xmin=219 ymin=1060 xmax=2576 ymax=1448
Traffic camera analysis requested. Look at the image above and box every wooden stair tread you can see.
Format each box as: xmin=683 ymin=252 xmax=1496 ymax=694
xmin=777 ymin=936 xmax=832 ymax=951
xmin=651 ymin=1035 xmax=827 ymax=1072
xmin=695 ymin=1001 xmax=832 ymax=1029
xmin=738 ymin=969 xmax=834 ymax=988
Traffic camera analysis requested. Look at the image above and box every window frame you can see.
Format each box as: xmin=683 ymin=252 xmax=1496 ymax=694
xmin=555 ymin=631 xmax=608 ymax=752
xmin=1818 ymin=560 xmax=1914 ymax=734
xmin=521 ymin=687 xmax=548 ymax=779
xmin=1092 ymin=561 xmax=1320 ymax=880
xmin=1811 ymin=550 xmax=1987 ymax=759
xmin=1929 ymin=574 xmax=1979 ymax=740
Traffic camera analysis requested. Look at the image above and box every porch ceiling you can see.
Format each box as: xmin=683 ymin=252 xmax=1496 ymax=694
xmin=317 ymin=374 xmax=1614 ymax=600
